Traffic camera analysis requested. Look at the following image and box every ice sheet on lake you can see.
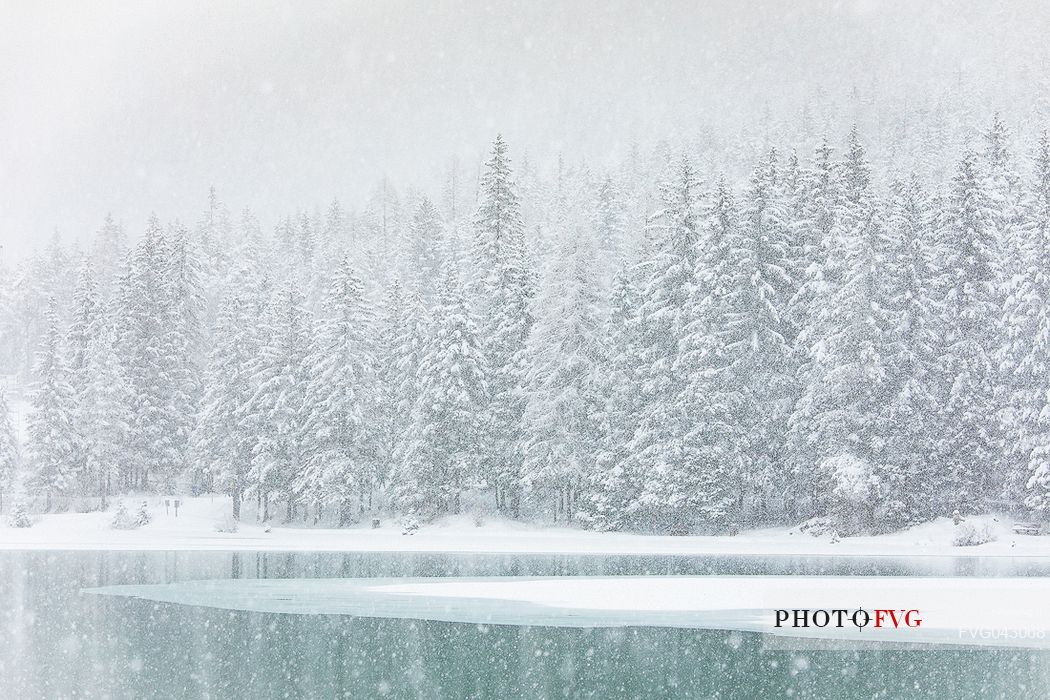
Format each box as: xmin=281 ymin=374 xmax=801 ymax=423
xmin=83 ymin=575 xmax=1050 ymax=649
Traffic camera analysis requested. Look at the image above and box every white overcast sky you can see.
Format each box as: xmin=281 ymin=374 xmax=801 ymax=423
xmin=1 ymin=0 xmax=1048 ymax=260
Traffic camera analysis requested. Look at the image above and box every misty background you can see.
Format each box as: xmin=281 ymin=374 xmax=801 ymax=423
xmin=3 ymin=0 xmax=1049 ymax=261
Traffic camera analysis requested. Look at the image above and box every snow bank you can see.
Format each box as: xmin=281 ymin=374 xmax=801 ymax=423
xmin=2 ymin=496 xmax=1049 ymax=557
xmin=85 ymin=575 xmax=1050 ymax=649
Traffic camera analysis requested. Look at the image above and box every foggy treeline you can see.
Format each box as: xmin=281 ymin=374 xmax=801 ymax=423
xmin=3 ymin=110 xmax=1050 ymax=535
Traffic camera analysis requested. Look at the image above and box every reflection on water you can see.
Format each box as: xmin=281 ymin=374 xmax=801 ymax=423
xmin=2 ymin=551 xmax=1050 ymax=699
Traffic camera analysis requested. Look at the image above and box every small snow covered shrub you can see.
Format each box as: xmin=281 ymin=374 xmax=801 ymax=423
xmin=402 ymin=516 xmax=420 ymax=535
xmin=215 ymin=515 xmax=239 ymax=533
xmin=111 ymin=502 xmax=137 ymax=529
xmin=798 ymin=516 xmax=837 ymax=538
xmin=73 ymin=499 xmax=101 ymax=513
xmin=953 ymin=522 xmax=998 ymax=547
xmin=135 ymin=501 xmax=151 ymax=527
xmin=8 ymin=503 xmax=32 ymax=528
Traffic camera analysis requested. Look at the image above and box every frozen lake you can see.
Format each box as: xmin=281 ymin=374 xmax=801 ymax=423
xmin=4 ymin=551 xmax=1050 ymax=698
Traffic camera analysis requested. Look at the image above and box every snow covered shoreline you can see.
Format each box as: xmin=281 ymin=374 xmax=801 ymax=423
xmin=3 ymin=496 xmax=1050 ymax=557
xmin=85 ymin=575 xmax=1050 ymax=649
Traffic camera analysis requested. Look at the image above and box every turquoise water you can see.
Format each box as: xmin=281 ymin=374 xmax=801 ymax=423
xmin=2 ymin=551 xmax=1049 ymax=698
